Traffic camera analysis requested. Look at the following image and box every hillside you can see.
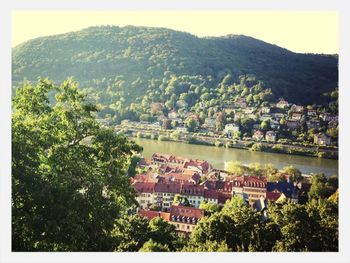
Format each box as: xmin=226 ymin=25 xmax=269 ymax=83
xmin=12 ymin=25 xmax=338 ymax=121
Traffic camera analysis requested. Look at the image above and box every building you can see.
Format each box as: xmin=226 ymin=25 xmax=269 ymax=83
xmin=286 ymin=119 xmax=301 ymax=130
xmin=224 ymin=123 xmax=240 ymax=139
xmin=168 ymin=110 xmax=179 ymax=120
xmin=176 ymin=126 xmax=188 ymax=133
xmin=230 ymin=176 xmax=267 ymax=206
xmin=265 ymin=131 xmax=277 ymax=143
xmin=169 ymin=205 xmax=204 ymax=233
xmin=314 ymin=133 xmax=331 ymax=146
xmin=158 ymin=170 xmax=201 ymax=185
xmin=132 ymin=182 xmax=156 ymax=209
xmin=252 ymin=130 xmax=264 ymax=141
xmin=180 ymin=184 xmax=205 ymax=208
xmin=154 ymin=183 xmax=182 ymax=211
xmin=276 ymin=98 xmax=289 ymax=109
xmin=203 ymin=118 xmax=216 ymax=131
xmin=291 ymin=104 xmax=304 ymax=113
xmin=291 ymin=113 xmax=302 ymax=121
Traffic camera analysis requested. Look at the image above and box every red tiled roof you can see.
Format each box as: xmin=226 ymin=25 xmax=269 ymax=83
xmin=170 ymin=205 xmax=204 ymax=219
xmin=266 ymin=190 xmax=282 ymax=202
xmin=154 ymin=183 xmax=181 ymax=194
xmin=139 ymin=210 xmax=170 ymax=221
xmin=204 ymin=189 xmax=219 ymax=199
xmin=230 ymin=176 xmax=267 ymax=188
xmin=132 ymin=182 xmax=156 ymax=193
xmin=218 ymin=191 xmax=232 ymax=204
xmin=181 ymin=184 xmax=204 ymax=196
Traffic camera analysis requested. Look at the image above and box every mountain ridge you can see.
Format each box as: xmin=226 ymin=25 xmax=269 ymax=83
xmin=12 ymin=25 xmax=338 ymax=107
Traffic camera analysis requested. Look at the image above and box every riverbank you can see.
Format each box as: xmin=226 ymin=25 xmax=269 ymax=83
xmin=115 ymin=126 xmax=338 ymax=160
xmin=132 ymin=138 xmax=338 ymax=177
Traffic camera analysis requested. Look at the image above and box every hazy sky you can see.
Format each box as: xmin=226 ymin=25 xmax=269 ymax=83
xmin=12 ymin=11 xmax=338 ymax=54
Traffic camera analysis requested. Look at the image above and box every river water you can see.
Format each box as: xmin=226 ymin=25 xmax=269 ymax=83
xmin=134 ymin=138 xmax=338 ymax=177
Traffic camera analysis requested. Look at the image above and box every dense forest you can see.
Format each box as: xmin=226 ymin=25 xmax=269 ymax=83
xmin=12 ymin=26 xmax=338 ymax=124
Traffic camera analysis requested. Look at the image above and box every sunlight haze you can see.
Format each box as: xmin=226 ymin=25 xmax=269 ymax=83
xmin=12 ymin=11 xmax=338 ymax=54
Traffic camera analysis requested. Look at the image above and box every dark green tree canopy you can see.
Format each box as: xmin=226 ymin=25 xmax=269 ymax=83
xmin=12 ymin=78 xmax=141 ymax=251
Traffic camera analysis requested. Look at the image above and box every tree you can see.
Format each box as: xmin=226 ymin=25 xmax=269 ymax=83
xmin=148 ymin=217 xmax=177 ymax=250
xmin=190 ymin=196 xmax=263 ymax=251
xmin=283 ymin=165 xmax=303 ymax=182
xmin=199 ymin=202 xmax=220 ymax=216
xmin=182 ymin=240 xmax=231 ymax=252
xmin=139 ymin=239 xmax=170 ymax=252
xmin=112 ymin=215 xmax=150 ymax=251
xmin=12 ymin=79 xmax=141 ymax=251
xmin=216 ymin=112 xmax=226 ymax=131
xmin=308 ymin=173 xmax=338 ymax=200
xmin=186 ymin=118 xmax=198 ymax=132
xmin=162 ymin=118 xmax=172 ymax=129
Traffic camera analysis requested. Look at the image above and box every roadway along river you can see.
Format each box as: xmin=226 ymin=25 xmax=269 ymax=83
xmin=134 ymin=138 xmax=338 ymax=177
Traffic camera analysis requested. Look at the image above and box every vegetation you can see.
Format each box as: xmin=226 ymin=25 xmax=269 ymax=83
xmin=13 ymin=26 xmax=338 ymax=126
xmin=12 ymin=78 xmax=141 ymax=251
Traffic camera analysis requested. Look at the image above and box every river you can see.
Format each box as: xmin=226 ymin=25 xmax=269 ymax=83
xmin=133 ymin=138 xmax=338 ymax=177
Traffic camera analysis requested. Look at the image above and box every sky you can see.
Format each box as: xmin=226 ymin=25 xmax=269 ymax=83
xmin=12 ymin=11 xmax=338 ymax=54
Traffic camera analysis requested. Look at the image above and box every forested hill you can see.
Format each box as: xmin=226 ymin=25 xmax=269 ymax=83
xmin=12 ymin=25 xmax=338 ymax=106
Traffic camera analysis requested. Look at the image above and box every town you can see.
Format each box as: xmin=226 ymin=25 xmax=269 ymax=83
xmin=115 ymin=95 xmax=338 ymax=159
xmin=132 ymin=152 xmax=312 ymax=234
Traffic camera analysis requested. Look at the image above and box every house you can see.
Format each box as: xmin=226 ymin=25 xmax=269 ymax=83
xmin=270 ymin=120 xmax=280 ymax=130
xmin=176 ymin=126 xmax=188 ymax=133
xmin=267 ymin=181 xmax=299 ymax=202
xmin=132 ymin=182 xmax=156 ymax=209
xmin=138 ymin=204 xmax=204 ymax=234
xmin=265 ymin=131 xmax=277 ymax=142
xmin=183 ymin=159 xmax=212 ymax=176
xmin=306 ymin=119 xmax=321 ymax=129
xmin=252 ymin=130 xmax=264 ymax=141
xmin=168 ymin=110 xmax=179 ymax=120
xmin=230 ymin=176 xmax=267 ymax=206
xmin=169 ymin=205 xmax=204 ymax=233
xmin=291 ymin=104 xmax=304 ymax=113
xmin=286 ymin=119 xmax=301 ymax=130
xmin=291 ymin=113 xmax=302 ymax=121
xmin=253 ymin=124 xmax=261 ymax=130
xmin=261 ymin=107 xmax=271 ymax=114
xmin=224 ymin=123 xmax=240 ymax=139
xmin=314 ymin=133 xmax=331 ymax=146
xmin=154 ymin=183 xmax=182 ymax=210
xmin=203 ymin=118 xmax=216 ymax=131
xmin=180 ymin=184 xmax=205 ymax=208
xmin=158 ymin=171 xmax=201 ymax=185
xmin=260 ymin=114 xmax=272 ymax=121
xmin=276 ymin=98 xmax=289 ymax=109
xmin=307 ymin=109 xmax=317 ymax=117
xmin=203 ymin=189 xmax=219 ymax=204
xmin=271 ymin=113 xmax=286 ymax=120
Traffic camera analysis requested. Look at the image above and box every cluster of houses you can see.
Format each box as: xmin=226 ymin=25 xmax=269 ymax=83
xmin=133 ymin=153 xmax=311 ymax=233
xmin=119 ymin=97 xmax=337 ymax=146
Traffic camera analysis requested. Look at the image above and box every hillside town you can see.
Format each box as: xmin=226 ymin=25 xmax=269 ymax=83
xmin=115 ymin=96 xmax=338 ymax=159
xmin=132 ymin=152 xmax=311 ymax=234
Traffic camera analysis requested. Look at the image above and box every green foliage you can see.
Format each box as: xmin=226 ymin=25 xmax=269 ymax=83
xmin=182 ymin=240 xmax=232 ymax=252
xmin=139 ymin=239 xmax=170 ymax=252
xmin=13 ymin=26 xmax=338 ymax=121
xmin=12 ymin=78 xmax=141 ymax=251
xmin=283 ymin=165 xmax=303 ymax=182
xmin=308 ymin=173 xmax=338 ymax=200
xmin=268 ymin=199 xmax=338 ymax=251
xmin=186 ymin=118 xmax=198 ymax=132
xmin=199 ymin=202 xmax=220 ymax=216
